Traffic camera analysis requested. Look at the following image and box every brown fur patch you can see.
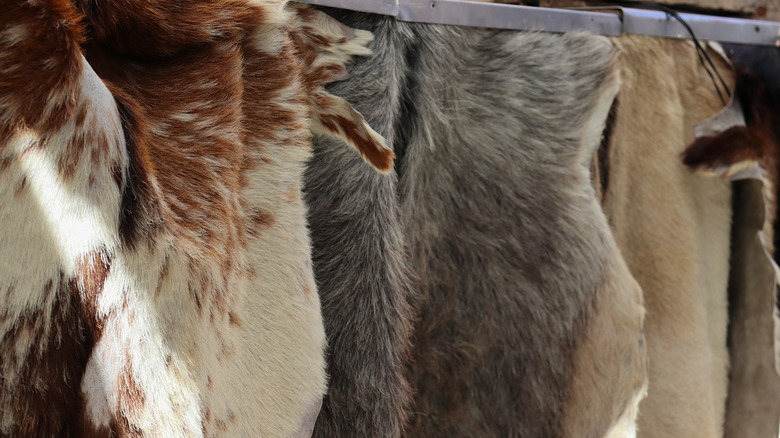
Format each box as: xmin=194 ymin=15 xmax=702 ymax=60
xmin=109 ymin=357 xmax=146 ymax=436
xmin=0 ymin=278 xmax=92 ymax=437
xmin=228 ymin=312 xmax=242 ymax=327
xmin=76 ymin=250 xmax=112 ymax=338
xmin=85 ymin=40 xmax=246 ymax=264
xmin=0 ymin=0 xmax=85 ymax=139
xmin=318 ymin=113 xmax=395 ymax=172
xmin=0 ymin=157 xmax=13 ymax=173
xmin=249 ymin=209 xmax=276 ymax=234
xmin=240 ymin=37 xmax=307 ymax=149
xmin=13 ymin=176 xmax=27 ymax=197
xmin=73 ymin=0 xmax=265 ymax=57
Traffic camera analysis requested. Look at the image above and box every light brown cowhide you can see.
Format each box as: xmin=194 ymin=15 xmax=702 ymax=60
xmin=0 ymin=0 xmax=391 ymax=436
xmin=682 ymin=44 xmax=780 ymax=438
xmin=598 ymin=34 xmax=734 ymax=438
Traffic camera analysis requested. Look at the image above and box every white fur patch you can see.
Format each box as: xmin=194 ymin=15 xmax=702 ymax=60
xmin=605 ymin=384 xmax=647 ymax=438
xmin=0 ymin=56 xmax=124 ymax=433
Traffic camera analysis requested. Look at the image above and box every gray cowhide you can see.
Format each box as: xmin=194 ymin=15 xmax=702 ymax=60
xmin=306 ymin=11 xmax=647 ymax=438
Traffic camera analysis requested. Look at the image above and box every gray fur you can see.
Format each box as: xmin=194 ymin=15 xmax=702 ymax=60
xmin=306 ymin=12 xmax=643 ymax=437
xmin=304 ymin=13 xmax=417 ymax=438
xmin=397 ymin=26 xmax=629 ymax=437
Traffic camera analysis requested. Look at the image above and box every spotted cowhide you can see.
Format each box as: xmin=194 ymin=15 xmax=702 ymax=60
xmin=0 ymin=0 xmax=391 ymax=436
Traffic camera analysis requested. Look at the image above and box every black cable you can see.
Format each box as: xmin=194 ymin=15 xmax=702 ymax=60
xmin=611 ymin=1 xmax=733 ymax=104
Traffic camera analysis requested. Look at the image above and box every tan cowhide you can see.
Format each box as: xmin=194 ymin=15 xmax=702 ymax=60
xmin=598 ymin=34 xmax=734 ymax=438
xmin=683 ymin=43 xmax=780 ymax=438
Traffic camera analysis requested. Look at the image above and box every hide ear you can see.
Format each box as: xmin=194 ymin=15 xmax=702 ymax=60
xmin=310 ymin=90 xmax=395 ymax=173
xmin=289 ymin=4 xmax=394 ymax=173
xmin=683 ymin=66 xmax=774 ymax=178
xmin=682 ymin=127 xmax=763 ymax=177
xmin=289 ymin=3 xmax=374 ymax=63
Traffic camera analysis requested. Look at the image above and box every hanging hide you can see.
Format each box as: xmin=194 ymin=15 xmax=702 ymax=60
xmin=721 ymin=177 xmax=780 ymax=438
xmin=397 ymin=25 xmax=646 ymax=438
xmin=304 ymin=11 xmax=416 ymax=438
xmin=311 ymin=10 xmax=647 ymax=436
xmin=682 ymin=43 xmax=780 ymax=438
xmin=597 ymin=34 xmax=736 ymax=438
xmin=0 ymin=0 xmax=390 ymax=436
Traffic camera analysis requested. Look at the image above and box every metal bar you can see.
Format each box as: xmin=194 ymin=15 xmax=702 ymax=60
xmin=397 ymin=0 xmax=621 ymax=35
xmin=297 ymin=0 xmax=399 ymax=15
xmin=621 ymin=8 xmax=780 ymax=46
xmin=295 ymin=0 xmax=780 ymax=46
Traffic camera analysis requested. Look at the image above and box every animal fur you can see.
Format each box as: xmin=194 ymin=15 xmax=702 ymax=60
xmin=0 ymin=0 xmax=390 ymax=436
xmin=724 ymin=177 xmax=780 ymax=438
xmin=683 ymin=45 xmax=780 ymax=253
xmin=396 ymin=25 xmax=646 ymax=438
xmin=681 ymin=44 xmax=780 ymax=438
xmin=304 ymin=12 xmax=416 ymax=438
xmin=598 ymin=34 xmax=734 ymax=438
xmin=312 ymin=11 xmax=647 ymax=436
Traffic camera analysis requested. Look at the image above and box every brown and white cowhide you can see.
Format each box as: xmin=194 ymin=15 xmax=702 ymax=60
xmin=310 ymin=10 xmax=647 ymax=436
xmin=0 ymin=0 xmax=391 ymax=436
xmin=682 ymin=43 xmax=780 ymax=438
xmin=597 ymin=34 xmax=735 ymax=438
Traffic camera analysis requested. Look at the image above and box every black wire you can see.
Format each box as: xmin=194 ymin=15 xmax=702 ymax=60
xmin=656 ymin=4 xmax=732 ymax=103
xmin=612 ymin=1 xmax=733 ymax=104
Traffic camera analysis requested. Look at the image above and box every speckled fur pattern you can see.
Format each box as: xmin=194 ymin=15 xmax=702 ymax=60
xmin=0 ymin=1 xmax=390 ymax=436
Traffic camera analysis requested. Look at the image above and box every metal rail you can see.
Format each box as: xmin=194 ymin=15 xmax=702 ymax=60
xmin=297 ymin=0 xmax=780 ymax=46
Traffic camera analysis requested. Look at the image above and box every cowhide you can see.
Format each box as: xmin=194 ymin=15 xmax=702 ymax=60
xmin=0 ymin=0 xmax=391 ymax=436
xmin=308 ymin=10 xmax=647 ymax=437
xmin=598 ymin=34 xmax=734 ymax=438
xmin=682 ymin=43 xmax=780 ymax=438
xmin=304 ymin=12 xmax=416 ymax=438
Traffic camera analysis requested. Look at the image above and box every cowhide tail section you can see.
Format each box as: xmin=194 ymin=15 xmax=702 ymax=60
xmin=601 ymin=35 xmax=734 ymax=438
xmin=288 ymin=4 xmax=395 ymax=173
xmin=681 ymin=44 xmax=780 ymax=438
xmin=396 ymin=26 xmax=646 ymax=437
xmin=303 ymin=11 xmax=416 ymax=438
xmin=0 ymin=1 xmax=125 ymax=436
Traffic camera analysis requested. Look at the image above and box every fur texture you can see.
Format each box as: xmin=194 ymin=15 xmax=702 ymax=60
xmin=681 ymin=44 xmax=780 ymax=438
xmin=309 ymin=12 xmax=647 ymax=436
xmin=0 ymin=1 xmax=389 ymax=436
xmin=304 ymin=12 xmax=416 ymax=438
xmin=724 ymin=177 xmax=780 ymax=438
xmin=599 ymin=35 xmax=734 ymax=438
xmin=395 ymin=25 xmax=646 ymax=438
xmin=682 ymin=45 xmax=780 ymax=254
